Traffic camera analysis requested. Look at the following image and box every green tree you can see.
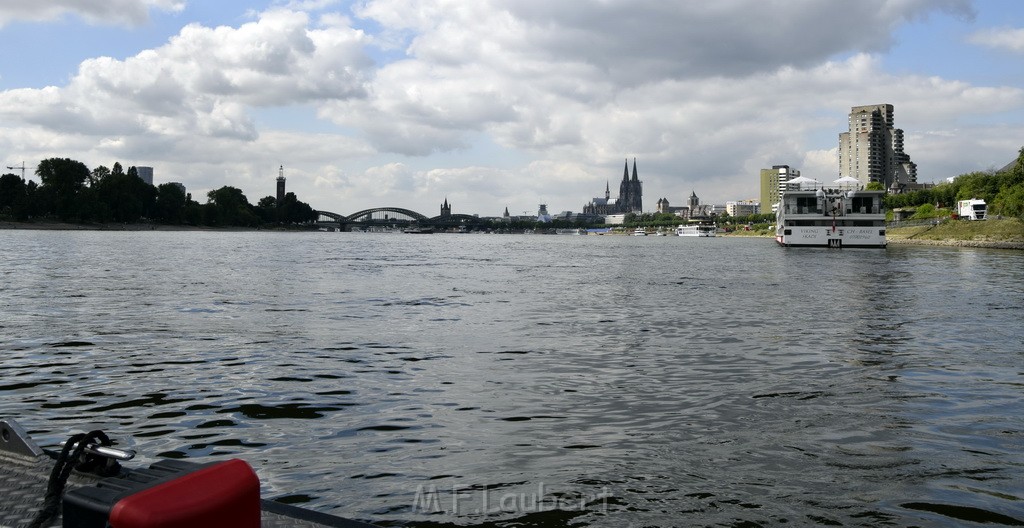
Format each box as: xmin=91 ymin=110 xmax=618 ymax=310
xmin=154 ymin=183 xmax=188 ymax=224
xmin=95 ymin=171 xmax=155 ymax=222
xmin=255 ymin=196 xmax=278 ymax=223
xmin=89 ymin=165 xmax=111 ymax=187
xmin=276 ymin=192 xmax=317 ymax=224
xmin=992 ymin=185 xmax=1024 ymax=218
xmin=207 ymin=186 xmax=258 ymax=226
xmin=910 ymin=203 xmax=937 ymax=219
xmin=36 ymin=158 xmax=90 ymax=220
xmin=0 ymin=173 xmax=27 ymax=218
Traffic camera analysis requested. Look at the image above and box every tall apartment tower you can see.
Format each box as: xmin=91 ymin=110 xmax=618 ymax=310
xmin=276 ymin=165 xmax=286 ymax=204
xmin=759 ymin=164 xmax=799 ymax=214
xmin=136 ymin=166 xmax=154 ymax=186
xmin=838 ymin=104 xmax=916 ymax=188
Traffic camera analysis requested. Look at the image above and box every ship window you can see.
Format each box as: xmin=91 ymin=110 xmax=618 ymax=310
xmin=784 ymin=229 xmax=792 ymax=235
xmin=851 ymin=196 xmax=875 ymax=214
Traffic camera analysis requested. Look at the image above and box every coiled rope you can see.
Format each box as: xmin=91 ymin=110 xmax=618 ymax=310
xmin=28 ymin=430 xmax=119 ymax=528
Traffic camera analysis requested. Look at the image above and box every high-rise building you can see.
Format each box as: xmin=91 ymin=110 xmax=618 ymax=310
xmin=726 ymin=200 xmax=760 ymax=217
xmin=276 ymin=165 xmax=286 ymax=204
xmin=838 ymin=104 xmax=916 ymax=189
xmin=760 ymin=165 xmax=799 ymax=214
xmin=135 ymin=166 xmax=154 ymax=185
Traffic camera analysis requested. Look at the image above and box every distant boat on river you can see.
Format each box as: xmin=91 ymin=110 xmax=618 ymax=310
xmin=676 ymin=224 xmax=716 ymax=237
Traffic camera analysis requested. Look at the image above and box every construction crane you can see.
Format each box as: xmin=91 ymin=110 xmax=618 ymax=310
xmin=5 ymin=161 xmax=32 ymax=182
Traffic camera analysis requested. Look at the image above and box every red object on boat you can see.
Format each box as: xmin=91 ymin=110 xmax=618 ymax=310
xmin=64 ymin=459 xmax=260 ymax=528
xmin=109 ymin=459 xmax=259 ymax=528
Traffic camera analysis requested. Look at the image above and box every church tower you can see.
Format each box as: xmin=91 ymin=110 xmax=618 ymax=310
xmin=617 ymin=158 xmax=643 ymax=213
xmin=618 ymin=159 xmax=631 ymax=213
xmin=276 ymin=165 xmax=286 ymax=204
xmin=629 ymin=158 xmax=643 ymax=213
xmin=441 ymin=198 xmax=452 ymax=217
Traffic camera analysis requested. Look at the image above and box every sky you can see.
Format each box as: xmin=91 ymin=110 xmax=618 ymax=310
xmin=1 ymin=0 xmax=1023 ymax=218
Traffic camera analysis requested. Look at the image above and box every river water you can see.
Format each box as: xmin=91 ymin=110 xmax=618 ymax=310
xmin=1 ymin=230 xmax=1022 ymax=527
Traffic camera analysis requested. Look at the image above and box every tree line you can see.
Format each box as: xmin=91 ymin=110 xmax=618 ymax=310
xmin=884 ymin=147 xmax=1024 ymax=217
xmin=0 ymin=158 xmax=317 ymax=227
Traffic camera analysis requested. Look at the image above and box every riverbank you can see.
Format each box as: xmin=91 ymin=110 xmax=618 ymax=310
xmin=886 ymin=217 xmax=1024 ymax=250
xmin=0 ymin=220 xmax=307 ymax=232
xmin=718 ymin=218 xmax=1024 ymax=249
xmin=6 ymin=219 xmax=1023 ymax=249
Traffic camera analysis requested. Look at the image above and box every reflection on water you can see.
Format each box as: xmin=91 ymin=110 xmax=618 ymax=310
xmin=1 ymin=231 xmax=1022 ymax=526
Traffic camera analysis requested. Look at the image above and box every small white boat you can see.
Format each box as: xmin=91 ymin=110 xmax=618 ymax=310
xmin=632 ymin=227 xmax=648 ymax=236
xmin=676 ymin=224 xmax=716 ymax=237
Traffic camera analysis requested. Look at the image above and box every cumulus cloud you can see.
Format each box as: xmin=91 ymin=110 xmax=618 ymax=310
xmin=2 ymin=0 xmax=1022 ymax=215
xmin=339 ymin=0 xmax=979 ymax=160
xmin=0 ymin=0 xmax=184 ymax=28
xmin=968 ymin=27 xmax=1024 ymax=53
xmin=359 ymin=0 xmax=974 ymax=81
xmin=0 ymin=9 xmax=372 ymax=140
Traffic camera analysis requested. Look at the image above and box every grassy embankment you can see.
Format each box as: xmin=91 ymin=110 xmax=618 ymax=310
xmin=721 ymin=225 xmax=774 ymax=237
xmin=887 ymin=217 xmax=1024 ymax=249
xmin=720 ymin=217 xmax=1024 ymax=249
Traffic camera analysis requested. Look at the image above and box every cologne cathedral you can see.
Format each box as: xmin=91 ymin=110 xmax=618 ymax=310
xmin=583 ymin=158 xmax=643 ymax=215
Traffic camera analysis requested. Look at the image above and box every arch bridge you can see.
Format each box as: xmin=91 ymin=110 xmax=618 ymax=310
xmin=315 ymin=208 xmax=489 ymax=231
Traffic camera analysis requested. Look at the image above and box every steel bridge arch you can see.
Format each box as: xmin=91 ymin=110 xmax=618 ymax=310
xmin=316 ymin=210 xmax=346 ymax=223
xmin=346 ymin=207 xmax=428 ymax=222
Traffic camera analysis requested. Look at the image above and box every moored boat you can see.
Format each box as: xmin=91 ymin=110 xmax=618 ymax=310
xmin=632 ymin=227 xmax=648 ymax=236
xmin=675 ymin=224 xmax=716 ymax=237
xmin=774 ymin=188 xmax=886 ymax=248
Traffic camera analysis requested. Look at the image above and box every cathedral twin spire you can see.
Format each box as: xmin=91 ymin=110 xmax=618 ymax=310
xmin=618 ymin=157 xmax=642 ymax=213
xmin=583 ymin=157 xmax=643 ymax=215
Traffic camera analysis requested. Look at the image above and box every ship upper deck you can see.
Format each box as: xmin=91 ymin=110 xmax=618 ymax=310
xmin=778 ymin=189 xmax=885 ymax=218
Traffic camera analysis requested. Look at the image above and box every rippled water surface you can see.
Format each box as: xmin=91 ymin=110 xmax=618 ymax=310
xmin=2 ymin=230 xmax=1022 ymax=527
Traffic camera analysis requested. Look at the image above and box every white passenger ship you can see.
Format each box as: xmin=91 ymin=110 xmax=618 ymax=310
xmin=775 ymin=188 xmax=886 ymax=248
xmin=676 ymin=224 xmax=716 ymax=237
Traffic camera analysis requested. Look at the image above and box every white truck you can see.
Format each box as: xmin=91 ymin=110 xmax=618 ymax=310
xmin=957 ymin=199 xmax=987 ymax=220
